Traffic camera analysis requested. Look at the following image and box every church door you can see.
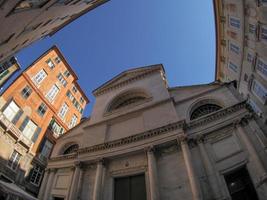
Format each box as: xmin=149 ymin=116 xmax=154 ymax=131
xmin=224 ymin=167 xmax=259 ymax=200
xmin=114 ymin=174 xmax=147 ymax=200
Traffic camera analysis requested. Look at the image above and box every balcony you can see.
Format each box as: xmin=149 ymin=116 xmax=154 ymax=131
xmin=0 ymin=112 xmax=33 ymax=149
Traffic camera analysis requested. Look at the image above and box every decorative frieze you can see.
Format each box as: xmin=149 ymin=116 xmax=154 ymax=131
xmin=50 ymin=101 xmax=249 ymax=162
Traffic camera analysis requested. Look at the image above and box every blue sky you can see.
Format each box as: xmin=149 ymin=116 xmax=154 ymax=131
xmin=10 ymin=0 xmax=215 ymax=117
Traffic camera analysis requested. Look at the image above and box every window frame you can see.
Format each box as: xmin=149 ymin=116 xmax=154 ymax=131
xmin=7 ymin=150 xmax=21 ymax=171
xmin=46 ymin=84 xmax=60 ymax=102
xmin=30 ymin=165 xmax=43 ymax=186
xmin=21 ymin=85 xmax=32 ymax=99
xmin=37 ymin=103 xmax=47 ymax=117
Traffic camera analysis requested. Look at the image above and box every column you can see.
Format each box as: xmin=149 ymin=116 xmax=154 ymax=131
xmin=76 ymin=166 xmax=84 ymax=200
xmin=236 ymin=121 xmax=267 ymax=187
xmin=93 ymin=160 xmax=104 ymax=200
xmin=197 ymin=137 xmax=227 ymax=200
xmin=68 ymin=162 xmax=82 ymax=200
xmin=179 ymin=135 xmax=202 ymax=200
xmin=146 ymin=147 xmax=160 ymax=200
xmin=38 ymin=169 xmax=50 ymax=200
xmin=43 ymin=168 xmax=56 ymax=200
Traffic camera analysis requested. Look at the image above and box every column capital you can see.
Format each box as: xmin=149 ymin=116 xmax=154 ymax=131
xmin=74 ymin=161 xmax=84 ymax=169
xmin=96 ymin=158 xmax=106 ymax=166
xmin=195 ymin=135 xmax=205 ymax=144
xmin=178 ymin=134 xmax=188 ymax=144
xmin=144 ymin=146 xmax=156 ymax=153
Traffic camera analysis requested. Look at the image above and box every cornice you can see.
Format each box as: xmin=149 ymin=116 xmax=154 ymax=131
xmin=79 ymin=120 xmax=185 ymax=154
xmin=49 ymin=101 xmax=249 ymax=162
xmin=186 ymin=101 xmax=247 ymax=130
xmin=94 ymin=68 xmax=159 ymax=96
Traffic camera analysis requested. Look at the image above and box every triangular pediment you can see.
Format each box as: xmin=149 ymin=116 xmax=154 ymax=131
xmin=93 ymin=64 xmax=164 ymax=96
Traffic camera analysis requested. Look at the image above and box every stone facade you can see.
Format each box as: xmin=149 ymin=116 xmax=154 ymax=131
xmin=0 ymin=0 xmax=108 ymax=64
xmin=40 ymin=65 xmax=267 ymax=200
xmin=0 ymin=56 xmax=20 ymax=87
xmin=214 ymin=0 xmax=267 ymax=129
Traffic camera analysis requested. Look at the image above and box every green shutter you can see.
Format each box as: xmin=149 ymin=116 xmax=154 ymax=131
xmin=11 ymin=109 xmax=23 ymax=124
xmin=19 ymin=116 xmax=29 ymax=131
xmin=32 ymin=127 xmax=41 ymax=142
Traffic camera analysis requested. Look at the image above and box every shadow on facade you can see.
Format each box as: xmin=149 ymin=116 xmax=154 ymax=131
xmin=0 ymin=155 xmax=37 ymax=200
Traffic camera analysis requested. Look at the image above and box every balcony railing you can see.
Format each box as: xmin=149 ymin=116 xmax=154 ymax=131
xmin=0 ymin=112 xmax=33 ymax=148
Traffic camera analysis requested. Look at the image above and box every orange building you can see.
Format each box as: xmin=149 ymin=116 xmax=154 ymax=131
xmin=0 ymin=45 xmax=88 ymax=197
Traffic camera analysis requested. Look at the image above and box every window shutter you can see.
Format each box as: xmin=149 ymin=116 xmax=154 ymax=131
xmin=19 ymin=116 xmax=29 ymax=131
xmin=11 ymin=109 xmax=23 ymax=124
xmin=38 ymin=138 xmax=46 ymax=153
xmin=1 ymin=98 xmax=12 ymax=112
xmin=32 ymin=127 xmax=41 ymax=142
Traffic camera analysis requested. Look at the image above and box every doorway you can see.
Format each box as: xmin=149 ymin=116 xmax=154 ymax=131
xmin=114 ymin=174 xmax=147 ymax=200
xmin=224 ymin=167 xmax=259 ymax=200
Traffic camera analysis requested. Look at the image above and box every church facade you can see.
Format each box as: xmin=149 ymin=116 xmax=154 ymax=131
xmin=39 ymin=64 xmax=267 ymax=200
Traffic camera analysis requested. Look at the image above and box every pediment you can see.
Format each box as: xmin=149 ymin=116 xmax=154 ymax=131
xmin=93 ymin=64 xmax=164 ymax=96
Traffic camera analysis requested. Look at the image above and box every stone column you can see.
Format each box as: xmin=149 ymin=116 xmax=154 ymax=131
xmin=146 ymin=147 xmax=160 ymax=200
xmin=43 ymin=168 xmax=56 ymax=200
xmin=179 ymin=135 xmax=202 ymax=200
xmin=38 ymin=169 xmax=50 ymax=200
xmin=197 ymin=136 xmax=227 ymax=200
xmin=93 ymin=160 xmax=104 ymax=200
xmin=76 ymin=165 xmax=84 ymax=200
xmin=235 ymin=120 xmax=267 ymax=188
xmin=68 ymin=162 xmax=83 ymax=200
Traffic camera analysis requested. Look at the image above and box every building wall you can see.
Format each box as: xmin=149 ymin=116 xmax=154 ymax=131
xmin=40 ymin=65 xmax=267 ymax=200
xmin=0 ymin=0 xmax=108 ymax=63
xmin=214 ymin=0 xmax=267 ymax=125
xmin=0 ymin=46 xmax=88 ymax=197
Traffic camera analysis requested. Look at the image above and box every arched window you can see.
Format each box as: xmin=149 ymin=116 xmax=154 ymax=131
xmin=190 ymin=104 xmax=222 ymax=120
xmin=107 ymin=90 xmax=149 ymax=112
xmin=63 ymin=144 xmax=78 ymax=155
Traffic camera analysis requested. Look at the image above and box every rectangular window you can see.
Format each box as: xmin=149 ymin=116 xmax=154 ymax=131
xmin=57 ymin=73 xmax=67 ymax=87
xmin=256 ymin=57 xmax=267 ymax=80
xmin=229 ymin=16 xmax=240 ymax=29
xmin=30 ymin=165 xmax=43 ymax=186
xmin=80 ymin=97 xmax=84 ymax=104
xmin=58 ymin=103 xmax=69 ymax=119
xmin=46 ymin=59 xmax=55 ymax=69
xmin=66 ymin=90 xmax=74 ymax=101
xmin=228 ymin=61 xmax=238 ymax=73
xmin=229 ymin=42 xmax=240 ymax=54
xmin=69 ymin=115 xmax=78 ymax=128
xmin=72 ymin=85 xmax=77 ymax=93
xmin=49 ymin=119 xmax=65 ymax=137
xmin=248 ymin=23 xmax=257 ymax=37
xmin=7 ymin=151 xmax=21 ymax=171
xmin=248 ymin=99 xmax=262 ymax=116
xmin=252 ymin=80 xmax=267 ymax=104
xmin=33 ymin=69 xmax=47 ymax=85
xmin=46 ymin=85 xmax=59 ymax=102
xmin=40 ymin=139 xmax=53 ymax=158
xmin=63 ymin=70 xmax=70 ymax=77
xmin=54 ymin=56 xmax=61 ymax=64
xmin=21 ymin=85 xmax=32 ymax=99
xmin=260 ymin=25 xmax=267 ymax=44
xmin=22 ymin=119 xmax=37 ymax=139
xmin=3 ymin=101 xmax=20 ymax=122
xmin=37 ymin=103 xmax=47 ymax=117
xmin=247 ymin=51 xmax=255 ymax=64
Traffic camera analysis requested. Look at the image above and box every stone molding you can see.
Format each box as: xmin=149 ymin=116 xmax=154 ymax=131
xmin=50 ymin=101 xmax=248 ymax=162
xmin=94 ymin=68 xmax=160 ymax=96
xmin=186 ymin=101 xmax=247 ymax=130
